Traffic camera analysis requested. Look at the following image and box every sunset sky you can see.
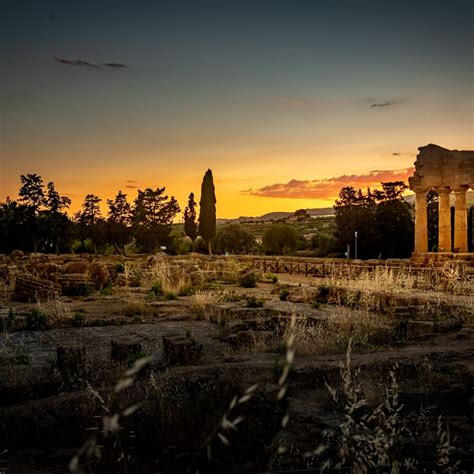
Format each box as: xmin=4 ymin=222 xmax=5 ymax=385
xmin=1 ymin=0 xmax=473 ymax=219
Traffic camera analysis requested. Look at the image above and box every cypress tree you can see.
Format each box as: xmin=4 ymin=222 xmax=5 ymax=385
xmin=198 ymin=169 xmax=216 ymax=255
xmin=184 ymin=192 xmax=198 ymax=251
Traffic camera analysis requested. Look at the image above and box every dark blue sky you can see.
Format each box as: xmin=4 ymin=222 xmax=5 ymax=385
xmin=1 ymin=0 xmax=472 ymax=216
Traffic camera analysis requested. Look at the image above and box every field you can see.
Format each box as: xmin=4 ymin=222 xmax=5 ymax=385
xmin=1 ymin=252 xmax=473 ymax=472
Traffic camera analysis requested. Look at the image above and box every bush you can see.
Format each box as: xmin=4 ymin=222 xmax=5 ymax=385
xmin=246 ymin=296 xmax=264 ymax=308
xmin=262 ymin=224 xmax=298 ymax=255
xmin=238 ymin=270 xmax=258 ymax=288
xmin=214 ymin=224 xmax=256 ymax=254
xmin=26 ymin=309 xmax=48 ymax=330
xmin=265 ymin=273 xmax=279 ymax=284
xmin=164 ymin=291 xmax=177 ymax=301
xmin=178 ymin=286 xmax=195 ymax=297
xmin=149 ymin=282 xmax=164 ymax=298
xmin=279 ymin=288 xmax=290 ymax=301
xmin=115 ymin=261 xmax=125 ymax=273
xmin=72 ymin=311 xmax=85 ymax=327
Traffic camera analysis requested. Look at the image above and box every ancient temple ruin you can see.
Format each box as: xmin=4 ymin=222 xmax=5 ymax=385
xmin=409 ymin=144 xmax=474 ymax=254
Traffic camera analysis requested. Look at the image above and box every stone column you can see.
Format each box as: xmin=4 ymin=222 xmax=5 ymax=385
xmin=453 ymin=185 xmax=469 ymax=252
xmin=414 ymin=188 xmax=428 ymax=254
xmin=437 ymin=187 xmax=452 ymax=252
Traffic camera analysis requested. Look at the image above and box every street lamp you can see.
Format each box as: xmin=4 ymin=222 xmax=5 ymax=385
xmin=354 ymin=231 xmax=358 ymax=260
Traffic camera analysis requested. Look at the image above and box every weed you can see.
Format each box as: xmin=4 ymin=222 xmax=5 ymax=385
xmin=26 ymin=309 xmax=49 ymax=330
xmin=72 ymin=311 xmax=86 ymax=328
xmin=238 ymin=271 xmax=258 ymax=288
xmin=279 ymin=288 xmax=290 ymax=301
xmin=246 ymin=296 xmax=264 ymax=308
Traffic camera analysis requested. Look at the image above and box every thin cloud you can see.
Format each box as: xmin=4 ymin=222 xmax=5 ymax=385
xmin=125 ymin=185 xmax=138 ymax=189
xmin=369 ymin=98 xmax=407 ymax=108
xmin=54 ymin=58 xmax=127 ymax=69
xmin=246 ymin=167 xmax=414 ymax=200
xmin=125 ymin=180 xmax=138 ymax=183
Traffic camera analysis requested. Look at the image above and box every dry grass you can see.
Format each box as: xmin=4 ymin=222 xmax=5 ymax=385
xmin=272 ymin=308 xmax=394 ymax=356
xmin=36 ymin=294 xmax=73 ymax=327
xmin=326 ymin=262 xmax=473 ymax=296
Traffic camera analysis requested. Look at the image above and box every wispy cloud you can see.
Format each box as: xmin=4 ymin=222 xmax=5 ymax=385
xmin=245 ymin=167 xmax=414 ymax=200
xmin=369 ymin=98 xmax=407 ymax=109
xmin=275 ymin=96 xmax=350 ymax=110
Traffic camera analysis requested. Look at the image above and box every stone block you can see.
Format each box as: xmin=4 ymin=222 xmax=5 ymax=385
xmin=57 ymin=345 xmax=86 ymax=387
xmin=406 ymin=320 xmax=434 ymax=339
xmin=111 ymin=340 xmax=143 ymax=364
xmin=57 ymin=273 xmax=93 ymax=296
xmin=13 ymin=274 xmax=61 ymax=302
xmin=162 ymin=334 xmax=202 ymax=366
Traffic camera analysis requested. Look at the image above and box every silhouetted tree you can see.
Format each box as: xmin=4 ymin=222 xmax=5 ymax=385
xmin=77 ymin=194 xmax=104 ymax=254
xmin=41 ymin=182 xmax=72 ymax=253
xmin=214 ymin=224 xmax=256 ymax=254
xmin=132 ymin=187 xmax=180 ymax=252
xmin=18 ymin=173 xmax=46 ymax=251
xmin=335 ymin=182 xmax=414 ymax=259
xmin=18 ymin=174 xmax=45 ymax=212
xmin=198 ymin=169 xmax=216 ymax=255
xmin=183 ymin=192 xmax=198 ymax=250
xmin=107 ymin=190 xmax=132 ymax=254
xmin=334 ymin=186 xmax=377 ymax=258
xmin=0 ymin=199 xmax=33 ymax=253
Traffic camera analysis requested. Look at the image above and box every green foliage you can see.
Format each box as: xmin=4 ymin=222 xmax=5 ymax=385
xmin=115 ymin=261 xmax=125 ymax=273
xmin=265 ymin=273 xmax=279 ymax=283
xmin=262 ymin=224 xmax=298 ymax=255
xmin=238 ymin=271 xmax=258 ymax=288
xmin=178 ymin=286 xmax=195 ymax=297
xmin=164 ymin=291 xmax=177 ymax=301
xmin=26 ymin=309 xmax=48 ymax=330
xmin=246 ymin=296 xmax=264 ymax=308
xmin=279 ymin=288 xmax=290 ymax=301
xmin=100 ymin=284 xmax=113 ymax=296
xmin=311 ymin=300 xmax=321 ymax=309
xmin=72 ymin=311 xmax=85 ymax=327
xmin=149 ymin=282 xmax=164 ymax=298
xmin=198 ymin=169 xmax=216 ymax=254
xmin=214 ymin=223 xmax=256 ymax=254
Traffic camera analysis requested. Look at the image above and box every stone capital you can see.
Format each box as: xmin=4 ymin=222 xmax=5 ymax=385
xmin=412 ymin=186 xmax=429 ymax=195
xmin=435 ymin=186 xmax=451 ymax=195
xmin=451 ymin=185 xmax=470 ymax=193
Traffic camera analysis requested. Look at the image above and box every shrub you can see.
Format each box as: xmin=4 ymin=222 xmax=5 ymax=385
xmin=72 ymin=311 xmax=85 ymax=327
xmin=279 ymin=288 xmax=290 ymax=301
xmin=26 ymin=309 xmax=49 ymax=330
xmin=164 ymin=291 xmax=177 ymax=301
xmin=178 ymin=286 xmax=195 ymax=297
xmin=149 ymin=282 xmax=164 ymax=298
xmin=115 ymin=261 xmax=125 ymax=273
xmin=238 ymin=270 xmax=258 ymax=288
xmin=265 ymin=273 xmax=279 ymax=284
xmin=262 ymin=224 xmax=298 ymax=255
xmin=214 ymin=224 xmax=256 ymax=254
xmin=246 ymin=296 xmax=264 ymax=308
xmin=311 ymin=300 xmax=321 ymax=309
xmin=100 ymin=284 xmax=113 ymax=296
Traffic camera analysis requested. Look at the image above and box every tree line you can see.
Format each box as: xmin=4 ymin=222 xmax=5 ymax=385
xmin=0 ymin=170 xmax=217 ymax=255
xmin=1 ymin=174 xmax=427 ymax=259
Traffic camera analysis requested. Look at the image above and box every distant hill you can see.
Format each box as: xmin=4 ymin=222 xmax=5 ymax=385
xmin=218 ymin=207 xmax=334 ymax=224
